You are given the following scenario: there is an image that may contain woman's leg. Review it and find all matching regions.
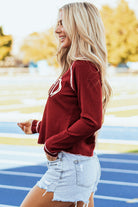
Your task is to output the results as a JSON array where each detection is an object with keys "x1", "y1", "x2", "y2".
[
  {"x1": 88, "y1": 193, "x2": 94, "y2": 207},
  {"x1": 76, "y1": 193, "x2": 94, "y2": 207},
  {"x1": 20, "y1": 185, "x2": 75, "y2": 207}
]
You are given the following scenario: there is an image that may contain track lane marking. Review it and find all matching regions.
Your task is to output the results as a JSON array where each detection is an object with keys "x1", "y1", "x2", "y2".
[
  {"x1": 0, "y1": 184, "x2": 31, "y2": 191},
  {"x1": 100, "y1": 180, "x2": 138, "y2": 186},
  {"x1": 94, "y1": 195, "x2": 136, "y2": 203},
  {"x1": 0, "y1": 170, "x2": 43, "y2": 177},
  {"x1": 0, "y1": 150, "x2": 43, "y2": 157},
  {"x1": 0, "y1": 159, "x2": 43, "y2": 166},
  {"x1": 101, "y1": 168, "x2": 138, "y2": 174},
  {"x1": 99, "y1": 158, "x2": 138, "y2": 164},
  {"x1": 1, "y1": 168, "x2": 138, "y2": 177}
]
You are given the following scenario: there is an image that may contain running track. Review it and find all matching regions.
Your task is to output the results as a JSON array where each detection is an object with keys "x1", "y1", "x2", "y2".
[
  {"x1": 0, "y1": 145, "x2": 138, "y2": 207},
  {"x1": 0, "y1": 122, "x2": 138, "y2": 141}
]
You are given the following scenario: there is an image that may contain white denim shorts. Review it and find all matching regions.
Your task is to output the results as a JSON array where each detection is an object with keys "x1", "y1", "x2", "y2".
[{"x1": 36, "y1": 151, "x2": 101, "y2": 204}]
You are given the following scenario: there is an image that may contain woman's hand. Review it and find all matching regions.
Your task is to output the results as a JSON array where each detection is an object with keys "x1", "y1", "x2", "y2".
[
  {"x1": 17, "y1": 119, "x2": 33, "y2": 134},
  {"x1": 46, "y1": 153, "x2": 58, "y2": 161}
]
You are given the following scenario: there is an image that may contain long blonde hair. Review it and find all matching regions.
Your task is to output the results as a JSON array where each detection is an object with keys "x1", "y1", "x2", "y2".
[{"x1": 56, "y1": 2, "x2": 112, "y2": 118}]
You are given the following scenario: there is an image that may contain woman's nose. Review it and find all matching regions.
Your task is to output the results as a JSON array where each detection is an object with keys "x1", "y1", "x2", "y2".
[{"x1": 55, "y1": 25, "x2": 62, "y2": 34}]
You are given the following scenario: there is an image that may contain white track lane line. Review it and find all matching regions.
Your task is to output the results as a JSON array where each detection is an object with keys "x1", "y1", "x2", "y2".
[
  {"x1": 0, "y1": 185, "x2": 136, "y2": 204},
  {"x1": 0, "y1": 168, "x2": 138, "y2": 177},
  {"x1": 0, "y1": 184, "x2": 31, "y2": 191},
  {"x1": 0, "y1": 170, "x2": 43, "y2": 177},
  {"x1": 0, "y1": 159, "x2": 42, "y2": 166},
  {"x1": 99, "y1": 158, "x2": 138, "y2": 164},
  {"x1": 94, "y1": 195, "x2": 130, "y2": 202},
  {"x1": 101, "y1": 168, "x2": 138, "y2": 174},
  {"x1": 0, "y1": 150, "x2": 43, "y2": 157},
  {"x1": 100, "y1": 180, "x2": 138, "y2": 187}
]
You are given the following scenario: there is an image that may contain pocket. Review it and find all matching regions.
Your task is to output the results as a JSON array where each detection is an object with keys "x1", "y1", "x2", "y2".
[
  {"x1": 47, "y1": 157, "x2": 63, "y2": 172},
  {"x1": 74, "y1": 157, "x2": 99, "y2": 188},
  {"x1": 44, "y1": 158, "x2": 63, "y2": 188}
]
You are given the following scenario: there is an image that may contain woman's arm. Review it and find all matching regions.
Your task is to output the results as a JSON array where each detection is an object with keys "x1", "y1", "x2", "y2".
[
  {"x1": 17, "y1": 120, "x2": 41, "y2": 134},
  {"x1": 31, "y1": 120, "x2": 41, "y2": 133},
  {"x1": 44, "y1": 61, "x2": 102, "y2": 157}
]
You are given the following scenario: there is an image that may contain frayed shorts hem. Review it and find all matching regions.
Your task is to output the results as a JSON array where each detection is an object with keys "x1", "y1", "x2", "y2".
[
  {"x1": 36, "y1": 184, "x2": 91, "y2": 204},
  {"x1": 36, "y1": 151, "x2": 101, "y2": 204}
]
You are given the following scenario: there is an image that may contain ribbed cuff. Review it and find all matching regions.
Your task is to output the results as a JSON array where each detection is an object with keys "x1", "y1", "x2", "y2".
[
  {"x1": 31, "y1": 120, "x2": 40, "y2": 133},
  {"x1": 44, "y1": 142, "x2": 58, "y2": 157}
]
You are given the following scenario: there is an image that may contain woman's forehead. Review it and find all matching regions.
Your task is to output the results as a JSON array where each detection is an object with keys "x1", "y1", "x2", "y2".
[{"x1": 58, "y1": 10, "x2": 63, "y2": 20}]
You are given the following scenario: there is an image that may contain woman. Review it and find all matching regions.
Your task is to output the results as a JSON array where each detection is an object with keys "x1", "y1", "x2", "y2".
[{"x1": 18, "y1": 2, "x2": 111, "y2": 207}]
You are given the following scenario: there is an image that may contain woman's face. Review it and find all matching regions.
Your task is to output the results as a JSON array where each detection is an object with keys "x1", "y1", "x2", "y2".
[{"x1": 55, "y1": 11, "x2": 71, "y2": 48}]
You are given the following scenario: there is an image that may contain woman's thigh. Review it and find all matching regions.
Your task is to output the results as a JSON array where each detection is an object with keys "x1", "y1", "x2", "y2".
[
  {"x1": 20, "y1": 185, "x2": 75, "y2": 207},
  {"x1": 76, "y1": 193, "x2": 94, "y2": 207}
]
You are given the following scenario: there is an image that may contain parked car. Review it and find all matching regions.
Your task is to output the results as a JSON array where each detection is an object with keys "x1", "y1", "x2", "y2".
[{"x1": 116, "y1": 63, "x2": 129, "y2": 72}]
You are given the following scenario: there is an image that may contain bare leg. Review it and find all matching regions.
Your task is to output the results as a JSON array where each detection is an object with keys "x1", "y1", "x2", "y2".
[
  {"x1": 76, "y1": 193, "x2": 94, "y2": 207},
  {"x1": 88, "y1": 193, "x2": 94, "y2": 207},
  {"x1": 76, "y1": 201, "x2": 86, "y2": 207},
  {"x1": 20, "y1": 185, "x2": 75, "y2": 207}
]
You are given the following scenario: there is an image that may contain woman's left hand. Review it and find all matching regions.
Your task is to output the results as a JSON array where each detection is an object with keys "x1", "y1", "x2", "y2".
[{"x1": 46, "y1": 153, "x2": 58, "y2": 161}]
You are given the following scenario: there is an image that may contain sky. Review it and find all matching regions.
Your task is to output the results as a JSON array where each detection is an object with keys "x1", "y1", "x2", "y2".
[{"x1": 0, "y1": 0, "x2": 138, "y2": 54}]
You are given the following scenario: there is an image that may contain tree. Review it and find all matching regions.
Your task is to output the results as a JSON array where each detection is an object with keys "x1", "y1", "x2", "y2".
[
  {"x1": 101, "y1": 0, "x2": 138, "y2": 65},
  {"x1": 0, "y1": 27, "x2": 4, "y2": 36},
  {"x1": 20, "y1": 28, "x2": 58, "y2": 67},
  {"x1": 0, "y1": 26, "x2": 13, "y2": 60}
]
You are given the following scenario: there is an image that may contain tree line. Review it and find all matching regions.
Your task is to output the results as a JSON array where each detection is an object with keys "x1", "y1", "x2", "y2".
[
  {"x1": 0, "y1": 27, "x2": 12, "y2": 60},
  {"x1": 101, "y1": 0, "x2": 138, "y2": 65},
  {"x1": 0, "y1": 0, "x2": 138, "y2": 67}
]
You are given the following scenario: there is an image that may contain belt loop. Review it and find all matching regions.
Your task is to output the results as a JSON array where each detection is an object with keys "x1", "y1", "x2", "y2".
[{"x1": 60, "y1": 151, "x2": 63, "y2": 161}]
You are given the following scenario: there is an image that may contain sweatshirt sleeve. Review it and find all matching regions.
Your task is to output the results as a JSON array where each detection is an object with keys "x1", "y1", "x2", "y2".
[
  {"x1": 44, "y1": 61, "x2": 102, "y2": 157},
  {"x1": 31, "y1": 120, "x2": 41, "y2": 133}
]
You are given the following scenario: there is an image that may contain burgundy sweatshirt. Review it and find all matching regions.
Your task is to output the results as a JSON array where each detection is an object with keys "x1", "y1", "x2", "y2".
[{"x1": 31, "y1": 60, "x2": 102, "y2": 157}]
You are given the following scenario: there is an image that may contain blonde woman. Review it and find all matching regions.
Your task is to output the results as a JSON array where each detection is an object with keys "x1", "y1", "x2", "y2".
[{"x1": 18, "y1": 2, "x2": 111, "y2": 207}]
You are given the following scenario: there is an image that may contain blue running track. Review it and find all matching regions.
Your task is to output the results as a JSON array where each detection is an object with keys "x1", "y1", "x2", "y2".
[{"x1": 0, "y1": 145, "x2": 138, "y2": 207}]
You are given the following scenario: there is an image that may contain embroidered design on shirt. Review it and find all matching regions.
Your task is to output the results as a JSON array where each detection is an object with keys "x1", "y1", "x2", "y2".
[{"x1": 49, "y1": 78, "x2": 62, "y2": 97}]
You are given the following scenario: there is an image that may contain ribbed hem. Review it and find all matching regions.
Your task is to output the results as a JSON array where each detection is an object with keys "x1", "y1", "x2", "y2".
[{"x1": 44, "y1": 143, "x2": 58, "y2": 157}]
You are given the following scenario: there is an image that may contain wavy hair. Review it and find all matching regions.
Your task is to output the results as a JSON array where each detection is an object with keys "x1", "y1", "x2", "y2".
[{"x1": 56, "y1": 2, "x2": 112, "y2": 118}]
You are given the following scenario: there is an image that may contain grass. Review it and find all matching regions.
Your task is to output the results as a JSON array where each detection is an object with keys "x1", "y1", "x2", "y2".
[{"x1": 127, "y1": 150, "x2": 138, "y2": 153}]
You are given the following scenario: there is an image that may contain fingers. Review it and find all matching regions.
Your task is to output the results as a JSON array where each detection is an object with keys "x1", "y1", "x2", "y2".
[
  {"x1": 17, "y1": 121, "x2": 32, "y2": 134},
  {"x1": 17, "y1": 123, "x2": 25, "y2": 131},
  {"x1": 46, "y1": 153, "x2": 58, "y2": 161},
  {"x1": 17, "y1": 120, "x2": 32, "y2": 128},
  {"x1": 17, "y1": 121, "x2": 30, "y2": 127}
]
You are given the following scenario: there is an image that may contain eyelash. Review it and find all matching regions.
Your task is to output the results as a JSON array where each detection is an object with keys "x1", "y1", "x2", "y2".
[{"x1": 58, "y1": 20, "x2": 62, "y2": 26}]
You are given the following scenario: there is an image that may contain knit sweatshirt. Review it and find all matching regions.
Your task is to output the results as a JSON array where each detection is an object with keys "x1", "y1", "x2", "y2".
[{"x1": 31, "y1": 60, "x2": 102, "y2": 157}]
